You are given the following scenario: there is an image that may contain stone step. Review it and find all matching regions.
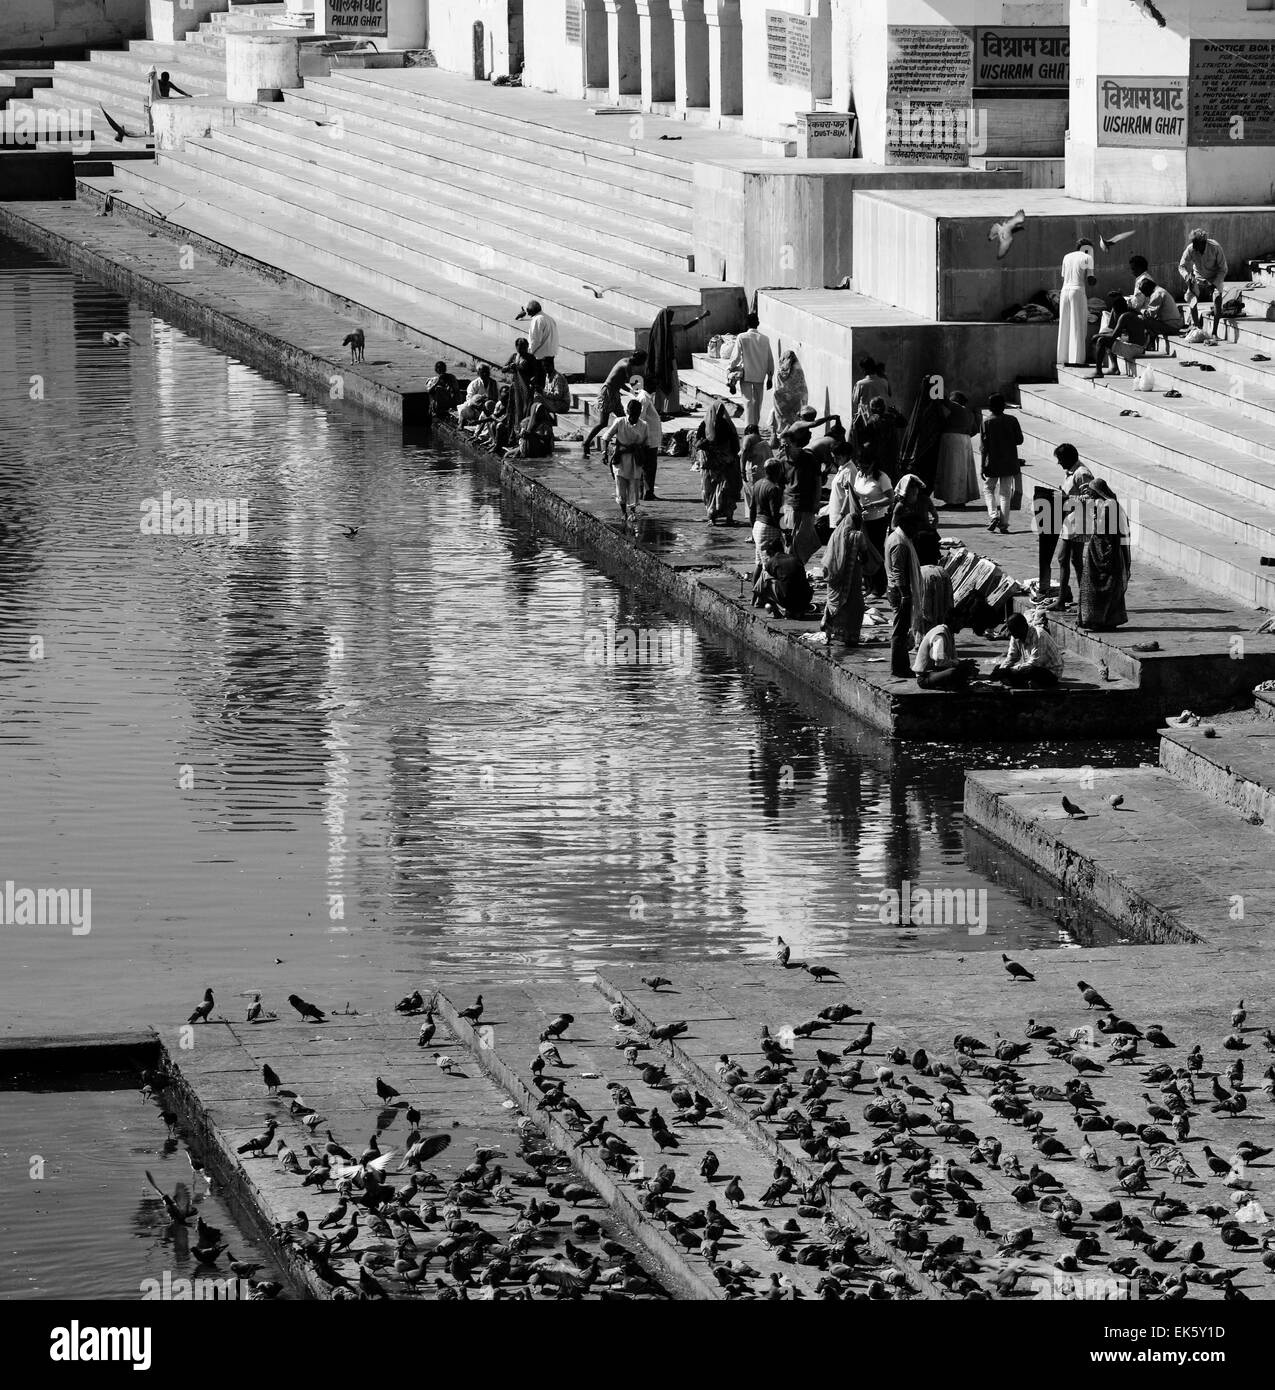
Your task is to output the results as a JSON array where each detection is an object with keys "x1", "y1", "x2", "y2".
[
  {"x1": 1159, "y1": 720, "x2": 1275, "y2": 831},
  {"x1": 144, "y1": 145, "x2": 664, "y2": 346},
  {"x1": 1053, "y1": 367, "x2": 1275, "y2": 465},
  {"x1": 1111, "y1": 351, "x2": 1275, "y2": 432},
  {"x1": 1021, "y1": 381, "x2": 1275, "y2": 512},
  {"x1": 1014, "y1": 414, "x2": 1275, "y2": 610},
  {"x1": 435, "y1": 982, "x2": 831, "y2": 1300},
  {"x1": 212, "y1": 117, "x2": 705, "y2": 304},
  {"x1": 321, "y1": 69, "x2": 694, "y2": 191},
  {"x1": 294, "y1": 75, "x2": 692, "y2": 220},
  {"x1": 85, "y1": 169, "x2": 626, "y2": 377},
  {"x1": 23, "y1": 91, "x2": 147, "y2": 144},
  {"x1": 232, "y1": 105, "x2": 695, "y2": 272},
  {"x1": 260, "y1": 88, "x2": 692, "y2": 238},
  {"x1": 86, "y1": 46, "x2": 228, "y2": 84}
]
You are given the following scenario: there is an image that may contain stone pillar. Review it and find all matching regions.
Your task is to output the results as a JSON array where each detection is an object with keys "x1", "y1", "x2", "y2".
[
  {"x1": 636, "y1": 0, "x2": 676, "y2": 105},
  {"x1": 1067, "y1": 0, "x2": 1275, "y2": 205},
  {"x1": 583, "y1": 0, "x2": 610, "y2": 89},
  {"x1": 671, "y1": 0, "x2": 710, "y2": 111},
  {"x1": 704, "y1": 0, "x2": 742, "y2": 119},
  {"x1": 603, "y1": 0, "x2": 642, "y2": 100},
  {"x1": 224, "y1": 32, "x2": 302, "y2": 101}
]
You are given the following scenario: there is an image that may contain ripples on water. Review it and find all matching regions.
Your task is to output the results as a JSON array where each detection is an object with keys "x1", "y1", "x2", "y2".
[
  {"x1": 0, "y1": 236, "x2": 1155, "y2": 1045},
  {"x1": 0, "y1": 1080, "x2": 286, "y2": 1301}
]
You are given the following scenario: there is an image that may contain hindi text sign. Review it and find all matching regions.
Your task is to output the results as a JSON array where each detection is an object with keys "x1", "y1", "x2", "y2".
[
  {"x1": 973, "y1": 27, "x2": 1069, "y2": 89},
  {"x1": 324, "y1": 0, "x2": 387, "y2": 37},
  {"x1": 1097, "y1": 76, "x2": 1187, "y2": 147}
]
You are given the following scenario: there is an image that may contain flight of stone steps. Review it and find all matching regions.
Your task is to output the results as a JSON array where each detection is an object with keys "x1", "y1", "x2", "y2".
[
  {"x1": 71, "y1": 54, "x2": 746, "y2": 376},
  {"x1": 1014, "y1": 278, "x2": 1275, "y2": 612},
  {"x1": 3, "y1": 6, "x2": 270, "y2": 150}
]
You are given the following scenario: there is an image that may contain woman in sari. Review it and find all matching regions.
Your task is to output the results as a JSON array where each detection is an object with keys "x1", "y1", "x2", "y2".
[
  {"x1": 821, "y1": 508, "x2": 883, "y2": 648},
  {"x1": 516, "y1": 394, "x2": 557, "y2": 459},
  {"x1": 1079, "y1": 478, "x2": 1131, "y2": 630},
  {"x1": 694, "y1": 401, "x2": 743, "y2": 525},
  {"x1": 932, "y1": 390, "x2": 980, "y2": 507},
  {"x1": 767, "y1": 350, "x2": 809, "y2": 446},
  {"x1": 504, "y1": 336, "x2": 543, "y2": 430},
  {"x1": 898, "y1": 374, "x2": 948, "y2": 491},
  {"x1": 889, "y1": 473, "x2": 940, "y2": 537}
]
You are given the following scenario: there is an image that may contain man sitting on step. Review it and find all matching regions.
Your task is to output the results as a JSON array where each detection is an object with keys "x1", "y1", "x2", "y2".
[
  {"x1": 1090, "y1": 292, "x2": 1148, "y2": 378},
  {"x1": 1127, "y1": 274, "x2": 1183, "y2": 352},
  {"x1": 1179, "y1": 227, "x2": 1228, "y2": 339},
  {"x1": 992, "y1": 612, "x2": 1065, "y2": 689}
]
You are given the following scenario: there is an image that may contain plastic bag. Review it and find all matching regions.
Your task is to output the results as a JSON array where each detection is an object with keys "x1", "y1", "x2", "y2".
[{"x1": 1135, "y1": 366, "x2": 1157, "y2": 392}]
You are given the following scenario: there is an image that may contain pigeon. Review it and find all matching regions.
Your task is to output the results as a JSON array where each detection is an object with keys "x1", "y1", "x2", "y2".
[
  {"x1": 101, "y1": 331, "x2": 134, "y2": 347},
  {"x1": 288, "y1": 994, "x2": 326, "y2": 1022},
  {"x1": 262, "y1": 1064, "x2": 282, "y2": 1094},
  {"x1": 375, "y1": 1076, "x2": 401, "y2": 1105},
  {"x1": 1096, "y1": 228, "x2": 1136, "y2": 253},
  {"x1": 1061, "y1": 796, "x2": 1086, "y2": 818},
  {"x1": 582, "y1": 283, "x2": 624, "y2": 299},
  {"x1": 187, "y1": 989, "x2": 215, "y2": 1024},
  {"x1": 417, "y1": 1013, "x2": 437, "y2": 1048},
  {"x1": 458, "y1": 995, "x2": 484, "y2": 1024},
  {"x1": 1109, "y1": 794, "x2": 1124, "y2": 809},
  {"x1": 774, "y1": 936, "x2": 791, "y2": 968},
  {"x1": 987, "y1": 208, "x2": 1026, "y2": 260},
  {"x1": 1077, "y1": 981, "x2": 1110, "y2": 1011},
  {"x1": 803, "y1": 964, "x2": 840, "y2": 982},
  {"x1": 1232, "y1": 1000, "x2": 1247, "y2": 1031},
  {"x1": 1002, "y1": 954, "x2": 1034, "y2": 983},
  {"x1": 641, "y1": 976, "x2": 671, "y2": 991},
  {"x1": 99, "y1": 104, "x2": 144, "y2": 142}
]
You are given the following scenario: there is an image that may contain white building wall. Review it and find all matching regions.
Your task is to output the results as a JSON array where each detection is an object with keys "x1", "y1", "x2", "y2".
[{"x1": 2, "y1": 0, "x2": 148, "y2": 53}]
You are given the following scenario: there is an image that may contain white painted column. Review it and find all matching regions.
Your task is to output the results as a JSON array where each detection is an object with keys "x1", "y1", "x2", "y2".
[
  {"x1": 704, "y1": 0, "x2": 742, "y2": 119},
  {"x1": 671, "y1": 0, "x2": 710, "y2": 111},
  {"x1": 583, "y1": 0, "x2": 611, "y2": 89},
  {"x1": 603, "y1": 0, "x2": 643, "y2": 99},
  {"x1": 637, "y1": 0, "x2": 676, "y2": 105}
]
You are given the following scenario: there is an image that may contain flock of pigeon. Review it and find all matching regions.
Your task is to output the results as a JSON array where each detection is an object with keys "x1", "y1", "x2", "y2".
[
  {"x1": 619, "y1": 941, "x2": 1273, "y2": 1301},
  {"x1": 175, "y1": 985, "x2": 667, "y2": 1300}
]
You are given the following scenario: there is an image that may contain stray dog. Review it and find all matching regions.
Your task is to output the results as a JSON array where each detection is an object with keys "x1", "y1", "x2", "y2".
[{"x1": 342, "y1": 329, "x2": 365, "y2": 364}]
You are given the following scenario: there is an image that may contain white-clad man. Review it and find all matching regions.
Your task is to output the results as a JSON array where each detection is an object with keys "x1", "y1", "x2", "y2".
[
  {"x1": 728, "y1": 312, "x2": 775, "y2": 430},
  {"x1": 629, "y1": 375, "x2": 664, "y2": 501},
  {"x1": 518, "y1": 298, "x2": 560, "y2": 380}
]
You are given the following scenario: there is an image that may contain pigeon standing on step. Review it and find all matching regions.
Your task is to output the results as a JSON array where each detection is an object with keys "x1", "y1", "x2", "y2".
[{"x1": 1061, "y1": 796, "x2": 1086, "y2": 818}]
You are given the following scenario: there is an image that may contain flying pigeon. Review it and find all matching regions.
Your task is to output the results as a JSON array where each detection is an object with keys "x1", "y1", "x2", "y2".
[
  {"x1": 1097, "y1": 228, "x2": 1136, "y2": 253},
  {"x1": 988, "y1": 209, "x2": 1027, "y2": 260}
]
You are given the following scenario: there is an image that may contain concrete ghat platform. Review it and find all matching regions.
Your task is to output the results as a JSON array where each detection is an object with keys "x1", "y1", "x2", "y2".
[
  {"x1": 963, "y1": 762, "x2": 1275, "y2": 946},
  {"x1": 853, "y1": 188, "x2": 1275, "y2": 322},
  {"x1": 597, "y1": 956, "x2": 1275, "y2": 1300},
  {"x1": 161, "y1": 1001, "x2": 673, "y2": 1300},
  {"x1": 0, "y1": 197, "x2": 1256, "y2": 741}
]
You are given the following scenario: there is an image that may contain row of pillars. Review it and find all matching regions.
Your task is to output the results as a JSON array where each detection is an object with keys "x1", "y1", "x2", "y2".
[{"x1": 585, "y1": 0, "x2": 742, "y2": 119}]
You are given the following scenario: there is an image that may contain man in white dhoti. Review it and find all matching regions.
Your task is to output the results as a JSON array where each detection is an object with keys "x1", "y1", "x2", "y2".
[{"x1": 1056, "y1": 238, "x2": 1096, "y2": 367}]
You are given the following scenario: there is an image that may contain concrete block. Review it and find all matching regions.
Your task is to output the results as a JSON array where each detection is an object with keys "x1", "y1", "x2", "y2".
[
  {"x1": 152, "y1": 96, "x2": 249, "y2": 151},
  {"x1": 224, "y1": 32, "x2": 302, "y2": 102}
]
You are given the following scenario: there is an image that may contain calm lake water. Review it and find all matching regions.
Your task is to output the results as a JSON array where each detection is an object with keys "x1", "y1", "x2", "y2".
[{"x1": 0, "y1": 237, "x2": 1155, "y2": 1296}]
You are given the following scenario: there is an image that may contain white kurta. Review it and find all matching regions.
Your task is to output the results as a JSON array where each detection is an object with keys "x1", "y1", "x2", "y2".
[{"x1": 1056, "y1": 249, "x2": 1094, "y2": 365}]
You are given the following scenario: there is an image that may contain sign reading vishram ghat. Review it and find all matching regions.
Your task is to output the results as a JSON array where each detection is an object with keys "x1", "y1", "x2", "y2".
[
  {"x1": 324, "y1": 0, "x2": 387, "y2": 36},
  {"x1": 972, "y1": 27, "x2": 1069, "y2": 89},
  {"x1": 1097, "y1": 76, "x2": 1188, "y2": 147},
  {"x1": 1188, "y1": 40, "x2": 1275, "y2": 146},
  {"x1": 886, "y1": 25, "x2": 974, "y2": 165},
  {"x1": 765, "y1": 10, "x2": 813, "y2": 88}
]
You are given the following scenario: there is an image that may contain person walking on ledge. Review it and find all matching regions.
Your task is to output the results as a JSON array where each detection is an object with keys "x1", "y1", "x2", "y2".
[
  {"x1": 992, "y1": 612, "x2": 1064, "y2": 688},
  {"x1": 728, "y1": 313, "x2": 774, "y2": 430},
  {"x1": 583, "y1": 350, "x2": 647, "y2": 455},
  {"x1": 1057, "y1": 238, "x2": 1096, "y2": 366},
  {"x1": 980, "y1": 393, "x2": 1022, "y2": 534}
]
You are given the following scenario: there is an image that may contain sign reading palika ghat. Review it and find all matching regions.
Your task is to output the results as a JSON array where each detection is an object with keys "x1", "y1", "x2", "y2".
[
  {"x1": 1188, "y1": 40, "x2": 1275, "y2": 146},
  {"x1": 324, "y1": 0, "x2": 387, "y2": 36},
  {"x1": 972, "y1": 27, "x2": 1069, "y2": 89},
  {"x1": 886, "y1": 25, "x2": 974, "y2": 166},
  {"x1": 766, "y1": 10, "x2": 813, "y2": 87},
  {"x1": 1097, "y1": 76, "x2": 1188, "y2": 147}
]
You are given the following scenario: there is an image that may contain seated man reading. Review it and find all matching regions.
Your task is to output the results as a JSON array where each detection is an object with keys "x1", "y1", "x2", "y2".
[
  {"x1": 992, "y1": 612, "x2": 1065, "y2": 688},
  {"x1": 1128, "y1": 275, "x2": 1183, "y2": 350}
]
